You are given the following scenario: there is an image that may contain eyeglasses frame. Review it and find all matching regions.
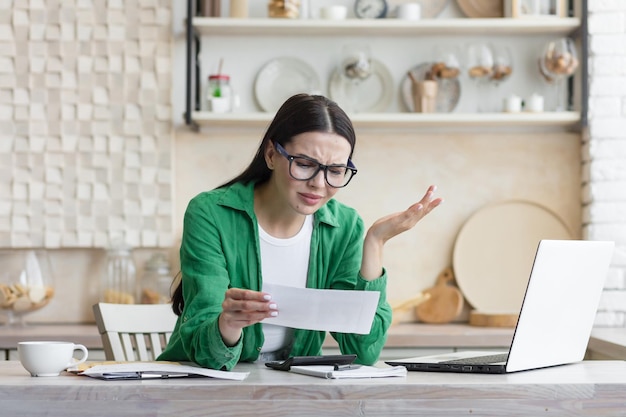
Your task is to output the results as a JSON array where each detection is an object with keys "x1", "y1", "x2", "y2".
[{"x1": 273, "y1": 142, "x2": 357, "y2": 188}]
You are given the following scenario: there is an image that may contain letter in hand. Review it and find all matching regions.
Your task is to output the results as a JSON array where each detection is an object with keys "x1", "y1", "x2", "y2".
[{"x1": 218, "y1": 288, "x2": 278, "y2": 346}]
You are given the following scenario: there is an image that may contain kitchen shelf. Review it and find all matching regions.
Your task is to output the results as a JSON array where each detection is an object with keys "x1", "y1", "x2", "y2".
[
  {"x1": 185, "y1": 5, "x2": 583, "y2": 127},
  {"x1": 192, "y1": 17, "x2": 582, "y2": 37},
  {"x1": 191, "y1": 111, "x2": 581, "y2": 130}
]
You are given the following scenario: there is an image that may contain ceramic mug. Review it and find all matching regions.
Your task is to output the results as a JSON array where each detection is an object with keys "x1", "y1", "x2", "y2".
[
  {"x1": 396, "y1": 3, "x2": 421, "y2": 20},
  {"x1": 18, "y1": 341, "x2": 88, "y2": 377},
  {"x1": 526, "y1": 93, "x2": 544, "y2": 112},
  {"x1": 320, "y1": 5, "x2": 347, "y2": 20},
  {"x1": 504, "y1": 95, "x2": 522, "y2": 113}
]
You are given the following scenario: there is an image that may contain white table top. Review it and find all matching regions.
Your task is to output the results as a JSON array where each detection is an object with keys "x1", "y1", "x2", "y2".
[{"x1": 1, "y1": 360, "x2": 625, "y2": 417}]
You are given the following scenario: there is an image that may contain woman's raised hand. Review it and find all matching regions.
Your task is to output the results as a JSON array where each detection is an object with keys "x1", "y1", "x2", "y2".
[
  {"x1": 360, "y1": 185, "x2": 442, "y2": 281},
  {"x1": 368, "y1": 185, "x2": 442, "y2": 244}
]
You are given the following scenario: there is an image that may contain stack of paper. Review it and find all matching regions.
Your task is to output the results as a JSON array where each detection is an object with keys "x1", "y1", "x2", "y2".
[
  {"x1": 79, "y1": 362, "x2": 249, "y2": 381},
  {"x1": 289, "y1": 365, "x2": 407, "y2": 379}
]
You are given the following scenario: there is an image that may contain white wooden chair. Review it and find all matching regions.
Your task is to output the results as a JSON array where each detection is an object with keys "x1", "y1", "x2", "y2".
[{"x1": 92, "y1": 302, "x2": 179, "y2": 361}]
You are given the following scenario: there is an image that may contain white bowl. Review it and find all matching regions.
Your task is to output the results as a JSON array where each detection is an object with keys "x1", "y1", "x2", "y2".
[{"x1": 320, "y1": 5, "x2": 348, "y2": 20}]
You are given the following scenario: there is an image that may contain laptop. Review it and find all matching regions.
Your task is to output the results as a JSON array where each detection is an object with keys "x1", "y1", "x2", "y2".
[{"x1": 385, "y1": 239, "x2": 615, "y2": 374}]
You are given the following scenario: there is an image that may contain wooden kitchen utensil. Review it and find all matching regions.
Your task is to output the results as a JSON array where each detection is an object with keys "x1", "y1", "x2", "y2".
[
  {"x1": 415, "y1": 267, "x2": 464, "y2": 324},
  {"x1": 469, "y1": 310, "x2": 518, "y2": 327},
  {"x1": 409, "y1": 70, "x2": 438, "y2": 113},
  {"x1": 390, "y1": 292, "x2": 431, "y2": 326}
]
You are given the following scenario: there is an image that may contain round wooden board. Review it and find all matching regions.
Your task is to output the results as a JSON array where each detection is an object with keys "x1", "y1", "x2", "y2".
[
  {"x1": 456, "y1": 0, "x2": 503, "y2": 18},
  {"x1": 469, "y1": 311, "x2": 518, "y2": 327},
  {"x1": 453, "y1": 200, "x2": 572, "y2": 314}
]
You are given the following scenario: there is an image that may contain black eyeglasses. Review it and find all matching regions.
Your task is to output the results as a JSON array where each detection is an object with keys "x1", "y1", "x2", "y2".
[{"x1": 274, "y1": 142, "x2": 357, "y2": 188}]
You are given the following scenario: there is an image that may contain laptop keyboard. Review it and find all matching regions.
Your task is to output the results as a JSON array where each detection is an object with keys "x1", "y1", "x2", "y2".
[{"x1": 440, "y1": 353, "x2": 509, "y2": 365}]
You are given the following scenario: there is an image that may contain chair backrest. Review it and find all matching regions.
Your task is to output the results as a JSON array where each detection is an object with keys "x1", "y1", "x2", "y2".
[{"x1": 92, "y1": 302, "x2": 178, "y2": 361}]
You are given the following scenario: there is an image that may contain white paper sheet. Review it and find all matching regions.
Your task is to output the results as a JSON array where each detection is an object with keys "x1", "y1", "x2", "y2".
[
  {"x1": 79, "y1": 362, "x2": 249, "y2": 381},
  {"x1": 289, "y1": 365, "x2": 407, "y2": 379},
  {"x1": 262, "y1": 283, "x2": 380, "y2": 334}
]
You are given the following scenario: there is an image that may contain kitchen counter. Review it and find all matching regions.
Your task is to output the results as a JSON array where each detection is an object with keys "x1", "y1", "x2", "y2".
[
  {"x1": 588, "y1": 327, "x2": 626, "y2": 360},
  {"x1": 325, "y1": 322, "x2": 514, "y2": 348},
  {"x1": 1, "y1": 360, "x2": 625, "y2": 416},
  {"x1": 2, "y1": 323, "x2": 624, "y2": 360},
  {"x1": 0, "y1": 322, "x2": 513, "y2": 352},
  {"x1": 0, "y1": 324, "x2": 102, "y2": 352}
]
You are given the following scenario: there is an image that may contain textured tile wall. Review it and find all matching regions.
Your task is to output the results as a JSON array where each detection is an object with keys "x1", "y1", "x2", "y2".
[{"x1": 0, "y1": 0, "x2": 173, "y2": 248}]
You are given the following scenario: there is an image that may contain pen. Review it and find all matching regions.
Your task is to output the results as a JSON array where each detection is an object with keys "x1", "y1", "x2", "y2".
[{"x1": 334, "y1": 364, "x2": 362, "y2": 371}]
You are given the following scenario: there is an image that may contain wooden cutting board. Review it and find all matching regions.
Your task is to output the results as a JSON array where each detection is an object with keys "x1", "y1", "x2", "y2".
[
  {"x1": 415, "y1": 267, "x2": 464, "y2": 324},
  {"x1": 469, "y1": 311, "x2": 518, "y2": 327}
]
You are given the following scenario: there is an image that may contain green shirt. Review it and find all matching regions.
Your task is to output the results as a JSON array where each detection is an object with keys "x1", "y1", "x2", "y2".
[{"x1": 157, "y1": 181, "x2": 392, "y2": 370}]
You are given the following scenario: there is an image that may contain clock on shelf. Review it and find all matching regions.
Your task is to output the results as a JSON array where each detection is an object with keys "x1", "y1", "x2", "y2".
[{"x1": 354, "y1": 0, "x2": 388, "y2": 19}]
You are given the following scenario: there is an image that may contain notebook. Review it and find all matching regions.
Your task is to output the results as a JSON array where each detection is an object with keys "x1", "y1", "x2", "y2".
[{"x1": 385, "y1": 239, "x2": 615, "y2": 374}]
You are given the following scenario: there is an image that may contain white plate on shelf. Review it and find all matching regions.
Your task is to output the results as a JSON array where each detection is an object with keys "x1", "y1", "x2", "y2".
[
  {"x1": 401, "y1": 62, "x2": 461, "y2": 113},
  {"x1": 254, "y1": 57, "x2": 321, "y2": 113},
  {"x1": 328, "y1": 59, "x2": 393, "y2": 113}
]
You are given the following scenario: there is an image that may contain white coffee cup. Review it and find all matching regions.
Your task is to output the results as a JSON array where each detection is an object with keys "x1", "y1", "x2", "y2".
[
  {"x1": 320, "y1": 5, "x2": 348, "y2": 20},
  {"x1": 396, "y1": 3, "x2": 421, "y2": 20},
  {"x1": 504, "y1": 95, "x2": 522, "y2": 113},
  {"x1": 526, "y1": 93, "x2": 544, "y2": 112},
  {"x1": 18, "y1": 341, "x2": 89, "y2": 377}
]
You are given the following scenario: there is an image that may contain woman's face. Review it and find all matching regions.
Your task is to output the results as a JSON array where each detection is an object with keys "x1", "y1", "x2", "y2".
[{"x1": 266, "y1": 131, "x2": 352, "y2": 216}]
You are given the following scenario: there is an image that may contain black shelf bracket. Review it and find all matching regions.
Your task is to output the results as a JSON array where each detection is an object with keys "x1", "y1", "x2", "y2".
[{"x1": 185, "y1": 0, "x2": 200, "y2": 130}]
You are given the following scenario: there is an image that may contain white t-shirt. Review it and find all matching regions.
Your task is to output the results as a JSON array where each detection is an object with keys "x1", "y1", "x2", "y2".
[{"x1": 258, "y1": 215, "x2": 313, "y2": 353}]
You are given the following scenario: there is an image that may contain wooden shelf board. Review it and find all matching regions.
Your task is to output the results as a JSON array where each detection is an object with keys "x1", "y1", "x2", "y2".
[
  {"x1": 191, "y1": 111, "x2": 581, "y2": 129},
  {"x1": 192, "y1": 17, "x2": 581, "y2": 37}
]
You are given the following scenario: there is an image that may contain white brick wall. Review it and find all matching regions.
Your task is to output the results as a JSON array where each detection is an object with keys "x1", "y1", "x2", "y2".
[
  {"x1": 586, "y1": 0, "x2": 626, "y2": 327},
  {"x1": 0, "y1": 1, "x2": 174, "y2": 249}
]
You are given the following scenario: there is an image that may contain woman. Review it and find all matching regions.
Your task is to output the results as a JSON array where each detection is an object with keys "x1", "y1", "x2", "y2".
[{"x1": 158, "y1": 94, "x2": 442, "y2": 370}]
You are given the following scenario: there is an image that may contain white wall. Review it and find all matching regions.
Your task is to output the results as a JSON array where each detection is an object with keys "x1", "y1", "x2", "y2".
[{"x1": 584, "y1": 1, "x2": 626, "y2": 326}]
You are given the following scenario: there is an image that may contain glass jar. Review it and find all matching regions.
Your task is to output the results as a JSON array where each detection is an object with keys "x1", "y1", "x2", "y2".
[
  {"x1": 206, "y1": 74, "x2": 232, "y2": 112},
  {"x1": 268, "y1": 0, "x2": 300, "y2": 18},
  {"x1": 140, "y1": 253, "x2": 172, "y2": 304},
  {"x1": 101, "y1": 243, "x2": 137, "y2": 304},
  {"x1": 0, "y1": 249, "x2": 55, "y2": 326}
]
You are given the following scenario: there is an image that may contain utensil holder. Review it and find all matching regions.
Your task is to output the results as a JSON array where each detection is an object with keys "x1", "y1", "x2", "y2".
[{"x1": 412, "y1": 80, "x2": 438, "y2": 113}]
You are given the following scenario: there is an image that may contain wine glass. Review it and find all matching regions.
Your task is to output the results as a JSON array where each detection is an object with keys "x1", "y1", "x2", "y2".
[
  {"x1": 432, "y1": 44, "x2": 461, "y2": 80},
  {"x1": 0, "y1": 250, "x2": 55, "y2": 327},
  {"x1": 539, "y1": 37, "x2": 579, "y2": 111},
  {"x1": 488, "y1": 44, "x2": 514, "y2": 111},
  {"x1": 339, "y1": 43, "x2": 372, "y2": 113},
  {"x1": 465, "y1": 42, "x2": 494, "y2": 112}
]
